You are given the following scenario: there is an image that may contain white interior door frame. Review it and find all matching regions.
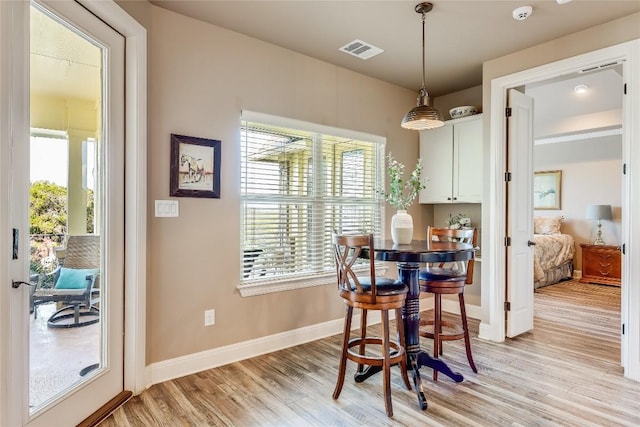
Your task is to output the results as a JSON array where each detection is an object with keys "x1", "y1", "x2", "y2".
[
  {"x1": 77, "y1": 0, "x2": 148, "y2": 394},
  {"x1": 481, "y1": 39, "x2": 640, "y2": 381}
]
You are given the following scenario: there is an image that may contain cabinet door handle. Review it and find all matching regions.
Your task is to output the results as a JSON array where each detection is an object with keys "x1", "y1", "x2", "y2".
[
  {"x1": 447, "y1": 197, "x2": 452, "y2": 200},
  {"x1": 453, "y1": 197, "x2": 457, "y2": 200}
]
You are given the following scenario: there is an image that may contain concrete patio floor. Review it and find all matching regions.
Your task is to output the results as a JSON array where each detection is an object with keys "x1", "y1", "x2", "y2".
[{"x1": 30, "y1": 302, "x2": 100, "y2": 409}]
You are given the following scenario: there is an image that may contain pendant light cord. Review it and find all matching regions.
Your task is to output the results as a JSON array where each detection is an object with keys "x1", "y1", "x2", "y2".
[{"x1": 421, "y1": 10, "x2": 426, "y2": 94}]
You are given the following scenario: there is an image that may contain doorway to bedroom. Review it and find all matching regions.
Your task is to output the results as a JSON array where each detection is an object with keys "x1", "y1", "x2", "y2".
[
  {"x1": 528, "y1": 63, "x2": 623, "y2": 294},
  {"x1": 516, "y1": 59, "x2": 623, "y2": 360},
  {"x1": 490, "y1": 39, "x2": 639, "y2": 380}
]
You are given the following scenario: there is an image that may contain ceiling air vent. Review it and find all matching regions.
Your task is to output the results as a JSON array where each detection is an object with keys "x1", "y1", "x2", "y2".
[
  {"x1": 339, "y1": 39, "x2": 383, "y2": 60},
  {"x1": 578, "y1": 61, "x2": 622, "y2": 74}
]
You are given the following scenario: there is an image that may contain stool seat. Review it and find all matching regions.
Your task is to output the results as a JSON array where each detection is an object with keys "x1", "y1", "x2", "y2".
[
  {"x1": 419, "y1": 267, "x2": 466, "y2": 282},
  {"x1": 349, "y1": 277, "x2": 407, "y2": 294}
]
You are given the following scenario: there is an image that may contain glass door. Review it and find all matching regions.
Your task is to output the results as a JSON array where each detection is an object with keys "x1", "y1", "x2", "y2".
[{"x1": 20, "y1": 1, "x2": 124, "y2": 425}]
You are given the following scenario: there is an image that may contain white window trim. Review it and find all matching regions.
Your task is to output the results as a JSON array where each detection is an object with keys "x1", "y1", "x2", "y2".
[
  {"x1": 239, "y1": 111, "x2": 386, "y2": 296},
  {"x1": 241, "y1": 111, "x2": 386, "y2": 146},
  {"x1": 238, "y1": 265, "x2": 389, "y2": 297}
]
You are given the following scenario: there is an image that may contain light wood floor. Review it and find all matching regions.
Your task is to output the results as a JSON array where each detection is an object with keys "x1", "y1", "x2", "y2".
[{"x1": 101, "y1": 280, "x2": 640, "y2": 426}]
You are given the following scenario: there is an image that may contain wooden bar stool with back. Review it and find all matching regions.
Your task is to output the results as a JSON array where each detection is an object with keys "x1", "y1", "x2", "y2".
[
  {"x1": 419, "y1": 226, "x2": 478, "y2": 381},
  {"x1": 332, "y1": 233, "x2": 412, "y2": 417}
]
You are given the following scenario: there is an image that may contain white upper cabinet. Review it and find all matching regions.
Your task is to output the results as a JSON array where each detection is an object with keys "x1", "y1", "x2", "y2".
[{"x1": 419, "y1": 114, "x2": 483, "y2": 204}]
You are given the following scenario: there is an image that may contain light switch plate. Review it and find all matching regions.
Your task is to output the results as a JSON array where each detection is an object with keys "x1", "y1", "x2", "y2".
[{"x1": 155, "y1": 200, "x2": 179, "y2": 217}]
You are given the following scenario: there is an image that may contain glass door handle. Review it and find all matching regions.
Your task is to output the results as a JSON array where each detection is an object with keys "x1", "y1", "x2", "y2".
[{"x1": 12, "y1": 280, "x2": 35, "y2": 289}]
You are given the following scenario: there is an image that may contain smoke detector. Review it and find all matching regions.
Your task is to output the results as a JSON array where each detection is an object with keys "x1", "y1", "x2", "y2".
[{"x1": 512, "y1": 6, "x2": 533, "y2": 21}]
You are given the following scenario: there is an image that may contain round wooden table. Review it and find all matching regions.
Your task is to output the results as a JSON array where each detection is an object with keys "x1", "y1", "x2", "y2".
[{"x1": 361, "y1": 239, "x2": 476, "y2": 410}]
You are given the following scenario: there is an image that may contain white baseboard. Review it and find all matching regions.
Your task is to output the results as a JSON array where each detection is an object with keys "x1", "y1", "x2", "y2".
[{"x1": 147, "y1": 300, "x2": 480, "y2": 388}]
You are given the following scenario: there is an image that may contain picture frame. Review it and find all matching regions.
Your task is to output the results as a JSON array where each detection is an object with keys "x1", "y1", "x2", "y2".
[
  {"x1": 170, "y1": 134, "x2": 221, "y2": 198},
  {"x1": 533, "y1": 170, "x2": 561, "y2": 210}
]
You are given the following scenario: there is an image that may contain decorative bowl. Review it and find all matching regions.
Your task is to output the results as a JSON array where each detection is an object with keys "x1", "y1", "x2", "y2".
[{"x1": 449, "y1": 106, "x2": 478, "y2": 119}]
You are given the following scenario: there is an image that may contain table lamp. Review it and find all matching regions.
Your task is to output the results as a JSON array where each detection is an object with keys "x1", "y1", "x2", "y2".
[{"x1": 586, "y1": 204, "x2": 612, "y2": 245}]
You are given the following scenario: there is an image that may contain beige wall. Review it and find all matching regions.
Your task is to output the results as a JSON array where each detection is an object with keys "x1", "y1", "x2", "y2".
[
  {"x1": 433, "y1": 85, "x2": 483, "y2": 120},
  {"x1": 121, "y1": 4, "x2": 421, "y2": 364}
]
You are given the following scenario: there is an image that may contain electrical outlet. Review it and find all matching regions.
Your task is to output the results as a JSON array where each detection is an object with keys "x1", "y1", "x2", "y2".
[{"x1": 204, "y1": 309, "x2": 215, "y2": 326}]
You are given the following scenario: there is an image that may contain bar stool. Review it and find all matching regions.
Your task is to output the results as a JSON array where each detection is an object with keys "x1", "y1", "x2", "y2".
[
  {"x1": 419, "y1": 226, "x2": 478, "y2": 381},
  {"x1": 332, "y1": 233, "x2": 412, "y2": 417}
]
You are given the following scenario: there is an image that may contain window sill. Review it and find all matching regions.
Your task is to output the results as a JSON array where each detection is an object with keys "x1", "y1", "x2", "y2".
[{"x1": 238, "y1": 266, "x2": 389, "y2": 297}]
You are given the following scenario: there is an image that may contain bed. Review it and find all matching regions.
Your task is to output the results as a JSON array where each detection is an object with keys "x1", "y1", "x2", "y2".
[{"x1": 533, "y1": 216, "x2": 575, "y2": 289}]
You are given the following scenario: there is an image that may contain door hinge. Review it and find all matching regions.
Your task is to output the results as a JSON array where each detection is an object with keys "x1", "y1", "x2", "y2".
[
  {"x1": 622, "y1": 243, "x2": 625, "y2": 255},
  {"x1": 622, "y1": 323, "x2": 625, "y2": 335},
  {"x1": 624, "y1": 83, "x2": 627, "y2": 95},
  {"x1": 504, "y1": 301, "x2": 511, "y2": 311},
  {"x1": 623, "y1": 163, "x2": 627, "y2": 175},
  {"x1": 504, "y1": 171, "x2": 512, "y2": 182},
  {"x1": 505, "y1": 107, "x2": 512, "y2": 117},
  {"x1": 504, "y1": 236, "x2": 511, "y2": 247}
]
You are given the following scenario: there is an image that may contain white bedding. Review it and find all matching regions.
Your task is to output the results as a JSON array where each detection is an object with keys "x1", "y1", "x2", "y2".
[{"x1": 533, "y1": 233, "x2": 575, "y2": 285}]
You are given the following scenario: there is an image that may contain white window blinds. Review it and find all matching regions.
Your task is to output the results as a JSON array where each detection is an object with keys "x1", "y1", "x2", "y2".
[{"x1": 240, "y1": 111, "x2": 385, "y2": 284}]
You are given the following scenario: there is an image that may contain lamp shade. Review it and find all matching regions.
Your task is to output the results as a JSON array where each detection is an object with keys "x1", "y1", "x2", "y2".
[
  {"x1": 586, "y1": 204, "x2": 612, "y2": 220},
  {"x1": 401, "y1": 103, "x2": 444, "y2": 130}
]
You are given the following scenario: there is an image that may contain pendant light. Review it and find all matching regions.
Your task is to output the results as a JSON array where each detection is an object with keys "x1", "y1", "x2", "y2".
[{"x1": 401, "y1": 2, "x2": 444, "y2": 130}]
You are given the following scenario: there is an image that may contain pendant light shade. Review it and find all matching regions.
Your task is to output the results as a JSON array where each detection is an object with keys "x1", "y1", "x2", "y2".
[{"x1": 401, "y1": 2, "x2": 444, "y2": 131}]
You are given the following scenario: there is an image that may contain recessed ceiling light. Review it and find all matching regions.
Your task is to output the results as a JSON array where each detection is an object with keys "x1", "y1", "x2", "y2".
[
  {"x1": 556, "y1": 0, "x2": 573, "y2": 4},
  {"x1": 574, "y1": 84, "x2": 590, "y2": 94}
]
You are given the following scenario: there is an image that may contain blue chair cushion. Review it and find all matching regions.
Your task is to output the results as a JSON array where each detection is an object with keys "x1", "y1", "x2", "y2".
[
  {"x1": 419, "y1": 267, "x2": 466, "y2": 282},
  {"x1": 54, "y1": 267, "x2": 99, "y2": 290},
  {"x1": 350, "y1": 277, "x2": 407, "y2": 294}
]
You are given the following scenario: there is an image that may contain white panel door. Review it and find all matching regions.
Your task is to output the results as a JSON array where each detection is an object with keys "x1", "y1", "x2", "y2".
[
  {"x1": 506, "y1": 88, "x2": 535, "y2": 338},
  {"x1": 2, "y1": 1, "x2": 125, "y2": 425}
]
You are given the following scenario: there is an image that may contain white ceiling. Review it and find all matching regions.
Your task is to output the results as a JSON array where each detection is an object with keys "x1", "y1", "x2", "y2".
[
  {"x1": 527, "y1": 65, "x2": 623, "y2": 140},
  {"x1": 148, "y1": 0, "x2": 640, "y2": 96}
]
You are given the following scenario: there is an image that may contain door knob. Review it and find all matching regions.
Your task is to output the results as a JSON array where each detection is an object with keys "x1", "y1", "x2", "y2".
[
  {"x1": 11, "y1": 280, "x2": 35, "y2": 289},
  {"x1": 527, "y1": 240, "x2": 536, "y2": 247}
]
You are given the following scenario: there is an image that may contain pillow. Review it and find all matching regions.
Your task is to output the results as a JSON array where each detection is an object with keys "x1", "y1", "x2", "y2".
[
  {"x1": 533, "y1": 216, "x2": 563, "y2": 235},
  {"x1": 54, "y1": 267, "x2": 100, "y2": 290}
]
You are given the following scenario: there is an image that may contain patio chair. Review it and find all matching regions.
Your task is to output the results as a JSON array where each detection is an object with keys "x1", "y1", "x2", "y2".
[{"x1": 31, "y1": 235, "x2": 101, "y2": 328}]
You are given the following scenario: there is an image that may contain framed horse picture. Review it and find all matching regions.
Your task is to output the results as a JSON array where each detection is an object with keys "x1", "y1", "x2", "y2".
[{"x1": 170, "y1": 134, "x2": 221, "y2": 198}]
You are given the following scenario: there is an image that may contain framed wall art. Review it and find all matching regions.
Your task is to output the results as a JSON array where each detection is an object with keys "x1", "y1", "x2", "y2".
[
  {"x1": 533, "y1": 170, "x2": 561, "y2": 210},
  {"x1": 170, "y1": 133, "x2": 221, "y2": 198}
]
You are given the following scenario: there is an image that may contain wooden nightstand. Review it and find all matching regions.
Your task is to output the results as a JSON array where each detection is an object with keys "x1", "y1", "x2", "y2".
[{"x1": 579, "y1": 244, "x2": 621, "y2": 286}]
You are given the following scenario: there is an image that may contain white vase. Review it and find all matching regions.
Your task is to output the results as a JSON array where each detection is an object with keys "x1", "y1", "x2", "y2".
[{"x1": 391, "y1": 210, "x2": 413, "y2": 244}]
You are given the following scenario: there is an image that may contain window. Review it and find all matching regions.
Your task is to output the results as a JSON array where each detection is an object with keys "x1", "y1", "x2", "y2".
[{"x1": 240, "y1": 111, "x2": 385, "y2": 295}]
